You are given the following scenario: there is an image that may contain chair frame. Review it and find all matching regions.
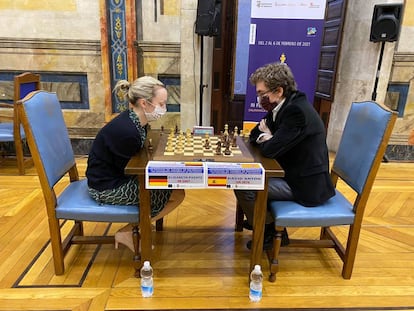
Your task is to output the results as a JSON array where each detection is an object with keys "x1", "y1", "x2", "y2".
[
  {"x1": 0, "y1": 72, "x2": 40, "y2": 174},
  {"x1": 17, "y1": 90, "x2": 144, "y2": 276},
  {"x1": 266, "y1": 101, "x2": 397, "y2": 282}
]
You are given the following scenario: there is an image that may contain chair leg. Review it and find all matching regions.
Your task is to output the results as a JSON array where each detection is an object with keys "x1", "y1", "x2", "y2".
[
  {"x1": 155, "y1": 218, "x2": 164, "y2": 231},
  {"x1": 15, "y1": 139, "x2": 25, "y2": 175},
  {"x1": 268, "y1": 226, "x2": 284, "y2": 282},
  {"x1": 132, "y1": 224, "x2": 141, "y2": 277},
  {"x1": 235, "y1": 202, "x2": 244, "y2": 232},
  {"x1": 320, "y1": 227, "x2": 328, "y2": 239},
  {"x1": 48, "y1": 218, "x2": 65, "y2": 275},
  {"x1": 342, "y1": 224, "x2": 361, "y2": 279},
  {"x1": 75, "y1": 220, "x2": 84, "y2": 236}
]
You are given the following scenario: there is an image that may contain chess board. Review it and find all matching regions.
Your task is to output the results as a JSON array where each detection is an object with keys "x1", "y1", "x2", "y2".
[{"x1": 152, "y1": 134, "x2": 255, "y2": 162}]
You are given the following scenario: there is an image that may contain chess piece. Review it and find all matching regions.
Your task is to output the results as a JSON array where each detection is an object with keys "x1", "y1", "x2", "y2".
[
  {"x1": 232, "y1": 134, "x2": 237, "y2": 147},
  {"x1": 148, "y1": 138, "x2": 153, "y2": 153},
  {"x1": 215, "y1": 141, "x2": 222, "y2": 155},
  {"x1": 166, "y1": 141, "x2": 174, "y2": 152},
  {"x1": 224, "y1": 124, "x2": 229, "y2": 136},
  {"x1": 224, "y1": 141, "x2": 231, "y2": 155},
  {"x1": 204, "y1": 137, "x2": 211, "y2": 149},
  {"x1": 186, "y1": 128, "x2": 192, "y2": 138}
]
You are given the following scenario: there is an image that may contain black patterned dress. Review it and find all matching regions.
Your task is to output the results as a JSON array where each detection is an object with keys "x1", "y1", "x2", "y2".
[{"x1": 86, "y1": 109, "x2": 172, "y2": 217}]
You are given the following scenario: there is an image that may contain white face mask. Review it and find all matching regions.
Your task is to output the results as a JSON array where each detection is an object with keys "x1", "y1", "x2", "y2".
[{"x1": 144, "y1": 102, "x2": 167, "y2": 122}]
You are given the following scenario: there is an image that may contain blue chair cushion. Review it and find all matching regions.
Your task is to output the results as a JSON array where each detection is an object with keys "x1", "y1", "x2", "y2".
[
  {"x1": 56, "y1": 179, "x2": 139, "y2": 223},
  {"x1": 268, "y1": 190, "x2": 355, "y2": 227},
  {"x1": 0, "y1": 123, "x2": 25, "y2": 142}
]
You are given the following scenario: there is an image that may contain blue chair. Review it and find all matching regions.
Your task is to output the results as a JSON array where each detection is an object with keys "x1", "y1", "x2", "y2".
[
  {"x1": 267, "y1": 101, "x2": 397, "y2": 282},
  {"x1": 17, "y1": 90, "x2": 142, "y2": 276},
  {"x1": 0, "y1": 72, "x2": 40, "y2": 174}
]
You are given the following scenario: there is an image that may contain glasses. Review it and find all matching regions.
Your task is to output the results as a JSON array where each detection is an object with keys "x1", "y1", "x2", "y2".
[{"x1": 257, "y1": 90, "x2": 272, "y2": 100}]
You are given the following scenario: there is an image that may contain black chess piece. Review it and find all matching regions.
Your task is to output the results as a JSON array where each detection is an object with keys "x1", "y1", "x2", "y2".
[{"x1": 224, "y1": 141, "x2": 231, "y2": 155}]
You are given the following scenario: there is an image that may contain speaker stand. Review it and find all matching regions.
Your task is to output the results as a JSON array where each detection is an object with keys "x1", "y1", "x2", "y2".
[
  {"x1": 199, "y1": 35, "x2": 208, "y2": 126},
  {"x1": 371, "y1": 41, "x2": 386, "y2": 101},
  {"x1": 371, "y1": 41, "x2": 389, "y2": 163}
]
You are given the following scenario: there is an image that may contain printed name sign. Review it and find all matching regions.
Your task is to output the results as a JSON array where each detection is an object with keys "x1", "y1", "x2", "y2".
[
  {"x1": 146, "y1": 161, "x2": 205, "y2": 189},
  {"x1": 146, "y1": 161, "x2": 265, "y2": 190},
  {"x1": 206, "y1": 162, "x2": 264, "y2": 190}
]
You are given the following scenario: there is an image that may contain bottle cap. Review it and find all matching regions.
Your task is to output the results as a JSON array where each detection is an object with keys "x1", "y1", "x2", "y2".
[
  {"x1": 144, "y1": 261, "x2": 150, "y2": 267},
  {"x1": 254, "y1": 264, "x2": 261, "y2": 271}
]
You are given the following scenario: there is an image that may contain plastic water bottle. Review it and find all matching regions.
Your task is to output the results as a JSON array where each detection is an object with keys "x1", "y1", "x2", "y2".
[
  {"x1": 249, "y1": 264, "x2": 263, "y2": 302},
  {"x1": 140, "y1": 261, "x2": 154, "y2": 297}
]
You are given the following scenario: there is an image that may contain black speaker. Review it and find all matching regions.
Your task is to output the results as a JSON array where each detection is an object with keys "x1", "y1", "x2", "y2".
[
  {"x1": 370, "y1": 3, "x2": 403, "y2": 42},
  {"x1": 195, "y1": 0, "x2": 221, "y2": 37}
]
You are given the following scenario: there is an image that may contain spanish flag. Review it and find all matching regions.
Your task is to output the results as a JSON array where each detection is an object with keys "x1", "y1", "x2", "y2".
[
  {"x1": 148, "y1": 175, "x2": 168, "y2": 187},
  {"x1": 208, "y1": 176, "x2": 227, "y2": 187}
]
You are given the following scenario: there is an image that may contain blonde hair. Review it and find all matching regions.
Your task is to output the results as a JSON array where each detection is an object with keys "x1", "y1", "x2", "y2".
[{"x1": 113, "y1": 76, "x2": 165, "y2": 106}]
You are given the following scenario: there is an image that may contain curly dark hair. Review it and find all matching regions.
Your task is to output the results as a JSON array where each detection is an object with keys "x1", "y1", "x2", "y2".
[{"x1": 249, "y1": 62, "x2": 297, "y2": 98}]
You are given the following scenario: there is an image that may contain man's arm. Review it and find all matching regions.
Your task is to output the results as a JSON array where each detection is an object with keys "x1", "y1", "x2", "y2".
[{"x1": 258, "y1": 105, "x2": 306, "y2": 158}]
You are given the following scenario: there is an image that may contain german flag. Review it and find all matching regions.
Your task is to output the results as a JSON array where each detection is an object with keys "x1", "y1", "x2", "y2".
[
  {"x1": 148, "y1": 175, "x2": 168, "y2": 187},
  {"x1": 208, "y1": 176, "x2": 227, "y2": 187}
]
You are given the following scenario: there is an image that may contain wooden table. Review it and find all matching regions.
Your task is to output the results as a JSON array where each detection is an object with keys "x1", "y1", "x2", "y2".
[{"x1": 125, "y1": 130, "x2": 284, "y2": 278}]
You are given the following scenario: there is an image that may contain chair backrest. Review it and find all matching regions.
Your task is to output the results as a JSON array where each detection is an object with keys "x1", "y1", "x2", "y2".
[
  {"x1": 18, "y1": 91, "x2": 76, "y2": 188},
  {"x1": 14, "y1": 72, "x2": 41, "y2": 102},
  {"x1": 13, "y1": 72, "x2": 41, "y2": 136},
  {"x1": 332, "y1": 101, "x2": 397, "y2": 195}
]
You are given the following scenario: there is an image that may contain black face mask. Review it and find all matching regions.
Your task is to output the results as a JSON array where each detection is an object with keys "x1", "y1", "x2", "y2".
[{"x1": 260, "y1": 96, "x2": 278, "y2": 112}]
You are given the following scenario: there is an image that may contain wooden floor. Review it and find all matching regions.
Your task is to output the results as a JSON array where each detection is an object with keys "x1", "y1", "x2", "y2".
[{"x1": 0, "y1": 155, "x2": 414, "y2": 311}]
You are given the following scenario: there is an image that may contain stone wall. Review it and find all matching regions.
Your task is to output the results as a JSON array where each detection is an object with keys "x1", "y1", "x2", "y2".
[
  {"x1": 1, "y1": 0, "x2": 412, "y2": 159},
  {"x1": 327, "y1": 0, "x2": 414, "y2": 161},
  {"x1": 0, "y1": 0, "x2": 104, "y2": 136}
]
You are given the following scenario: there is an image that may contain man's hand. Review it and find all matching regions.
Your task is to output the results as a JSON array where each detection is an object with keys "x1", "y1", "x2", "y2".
[
  {"x1": 258, "y1": 119, "x2": 271, "y2": 135},
  {"x1": 256, "y1": 119, "x2": 273, "y2": 143}
]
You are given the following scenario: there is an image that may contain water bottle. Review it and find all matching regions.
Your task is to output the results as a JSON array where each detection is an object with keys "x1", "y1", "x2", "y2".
[
  {"x1": 249, "y1": 264, "x2": 263, "y2": 302},
  {"x1": 140, "y1": 261, "x2": 154, "y2": 297}
]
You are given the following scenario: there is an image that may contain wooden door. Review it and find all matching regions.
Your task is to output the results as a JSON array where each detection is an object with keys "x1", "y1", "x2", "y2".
[
  {"x1": 210, "y1": 0, "x2": 239, "y2": 133},
  {"x1": 313, "y1": 0, "x2": 348, "y2": 131}
]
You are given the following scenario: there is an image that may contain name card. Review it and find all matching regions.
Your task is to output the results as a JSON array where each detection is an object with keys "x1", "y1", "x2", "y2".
[
  {"x1": 146, "y1": 161, "x2": 265, "y2": 190},
  {"x1": 146, "y1": 161, "x2": 205, "y2": 189},
  {"x1": 206, "y1": 162, "x2": 264, "y2": 190}
]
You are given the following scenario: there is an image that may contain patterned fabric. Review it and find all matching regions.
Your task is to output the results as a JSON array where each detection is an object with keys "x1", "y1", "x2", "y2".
[
  {"x1": 87, "y1": 109, "x2": 172, "y2": 218},
  {"x1": 88, "y1": 177, "x2": 172, "y2": 218},
  {"x1": 129, "y1": 108, "x2": 146, "y2": 147}
]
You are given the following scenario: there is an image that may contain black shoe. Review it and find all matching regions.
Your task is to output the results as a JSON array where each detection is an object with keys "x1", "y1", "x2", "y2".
[
  {"x1": 246, "y1": 233, "x2": 274, "y2": 251},
  {"x1": 243, "y1": 220, "x2": 273, "y2": 231},
  {"x1": 280, "y1": 228, "x2": 290, "y2": 246},
  {"x1": 246, "y1": 228, "x2": 290, "y2": 251},
  {"x1": 242, "y1": 220, "x2": 253, "y2": 230}
]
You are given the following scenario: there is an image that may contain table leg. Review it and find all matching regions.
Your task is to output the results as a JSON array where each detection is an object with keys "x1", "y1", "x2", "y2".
[
  {"x1": 250, "y1": 177, "x2": 269, "y2": 279},
  {"x1": 138, "y1": 174, "x2": 152, "y2": 268}
]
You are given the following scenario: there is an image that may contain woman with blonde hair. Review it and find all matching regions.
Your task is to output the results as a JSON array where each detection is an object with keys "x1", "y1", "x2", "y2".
[{"x1": 86, "y1": 76, "x2": 184, "y2": 251}]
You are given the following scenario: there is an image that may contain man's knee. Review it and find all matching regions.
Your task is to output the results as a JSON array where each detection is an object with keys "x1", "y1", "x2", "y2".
[{"x1": 234, "y1": 190, "x2": 257, "y2": 203}]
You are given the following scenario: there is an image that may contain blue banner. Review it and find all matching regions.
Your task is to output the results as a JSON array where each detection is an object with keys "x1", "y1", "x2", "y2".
[{"x1": 244, "y1": 1, "x2": 326, "y2": 124}]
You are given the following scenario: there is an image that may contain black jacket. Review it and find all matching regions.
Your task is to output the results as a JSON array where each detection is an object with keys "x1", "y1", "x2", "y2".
[
  {"x1": 86, "y1": 110, "x2": 145, "y2": 191},
  {"x1": 250, "y1": 91, "x2": 335, "y2": 206}
]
